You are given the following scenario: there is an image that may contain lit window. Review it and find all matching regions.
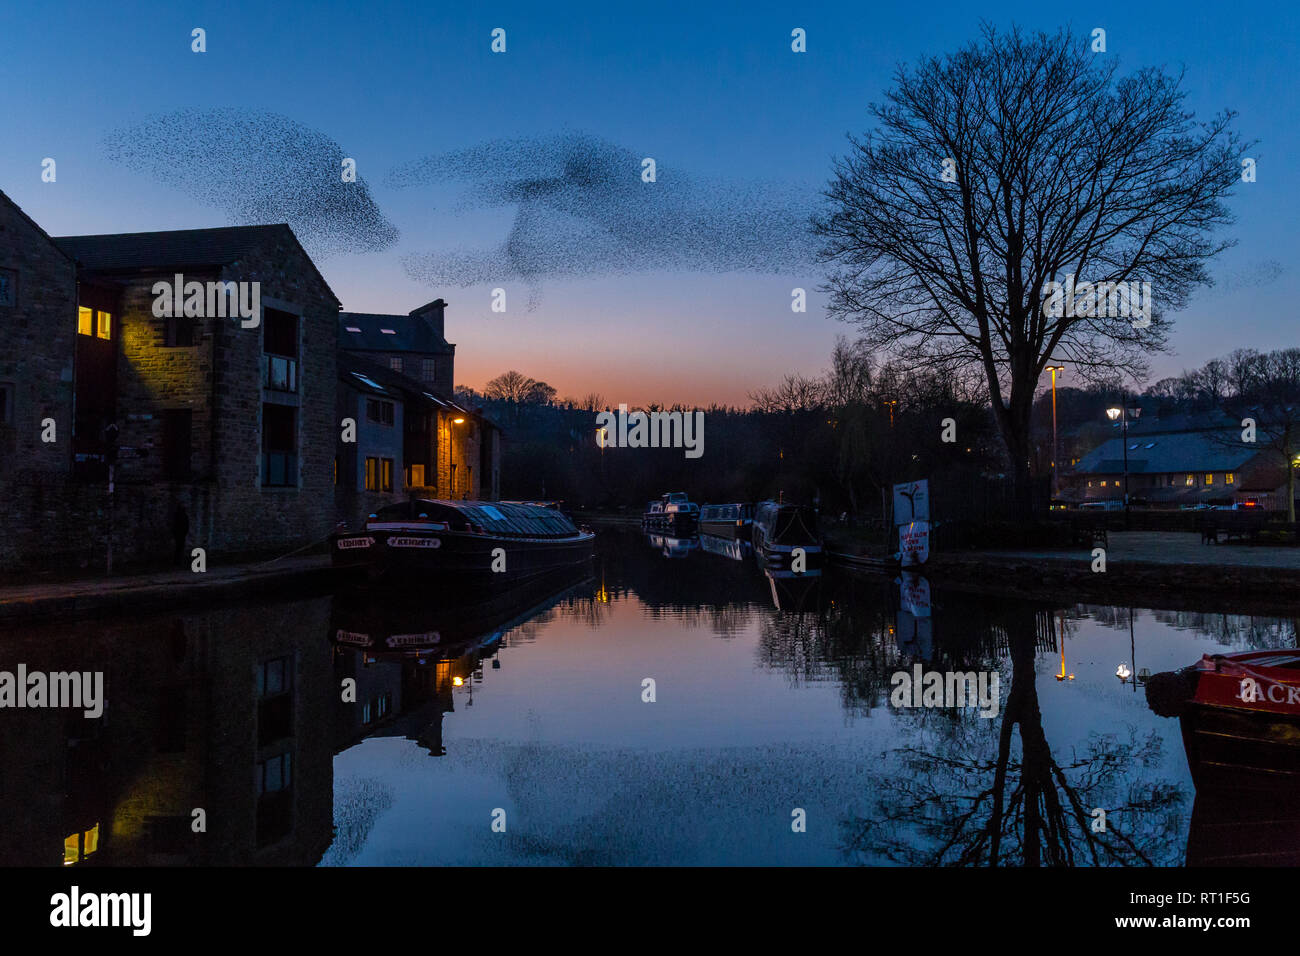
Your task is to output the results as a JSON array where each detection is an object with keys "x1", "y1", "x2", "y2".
[
  {"x1": 380, "y1": 328, "x2": 396, "y2": 335},
  {"x1": 96, "y1": 310, "x2": 111, "y2": 339},
  {"x1": 1185, "y1": 474, "x2": 1194, "y2": 486},
  {"x1": 408, "y1": 463, "x2": 425, "y2": 487},
  {"x1": 63, "y1": 824, "x2": 100, "y2": 865},
  {"x1": 345, "y1": 326, "x2": 361, "y2": 332},
  {"x1": 1226, "y1": 473, "x2": 1235, "y2": 484},
  {"x1": 1204, "y1": 473, "x2": 1214, "y2": 485},
  {"x1": 1086, "y1": 481, "x2": 1092, "y2": 488},
  {"x1": 365, "y1": 457, "x2": 393, "y2": 492},
  {"x1": 1100, "y1": 480, "x2": 1107, "y2": 487},
  {"x1": 78, "y1": 306, "x2": 93, "y2": 336}
]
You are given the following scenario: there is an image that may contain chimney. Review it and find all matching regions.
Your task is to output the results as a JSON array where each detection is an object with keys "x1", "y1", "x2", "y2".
[{"x1": 409, "y1": 298, "x2": 446, "y2": 339}]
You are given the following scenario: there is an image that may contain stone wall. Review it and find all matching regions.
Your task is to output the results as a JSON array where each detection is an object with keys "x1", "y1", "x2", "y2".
[{"x1": 0, "y1": 193, "x2": 79, "y2": 571}]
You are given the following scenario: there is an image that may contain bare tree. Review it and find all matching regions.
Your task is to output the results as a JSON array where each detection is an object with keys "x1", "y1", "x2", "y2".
[
  {"x1": 484, "y1": 370, "x2": 539, "y2": 404},
  {"x1": 813, "y1": 24, "x2": 1247, "y2": 513},
  {"x1": 748, "y1": 373, "x2": 826, "y2": 413}
]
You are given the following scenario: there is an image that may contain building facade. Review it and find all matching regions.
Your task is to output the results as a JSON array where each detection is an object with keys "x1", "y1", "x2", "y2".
[
  {"x1": 1065, "y1": 413, "x2": 1287, "y2": 508},
  {"x1": 0, "y1": 192, "x2": 345, "y2": 571},
  {"x1": 337, "y1": 302, "x2": 500, "y2": 529}
]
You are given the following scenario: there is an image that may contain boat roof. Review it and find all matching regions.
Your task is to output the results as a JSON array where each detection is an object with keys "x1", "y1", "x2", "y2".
[{"x1": 378, "y1": 498, "x2": 580, "y2": 537}]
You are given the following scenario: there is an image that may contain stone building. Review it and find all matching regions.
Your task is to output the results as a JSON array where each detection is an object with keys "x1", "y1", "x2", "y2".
[
  {"x1": 339, "y1": 298, "x2": 454, "y2": 390},
  {"x1": 0, "y1": 190, "x2": 81, "y2": 571},
  {"x1": 337, "y1": 302, "x2": 500, "y2": 528},
  {"x1": 0, "y1": 192, "x2": 344, "y2": 572}
]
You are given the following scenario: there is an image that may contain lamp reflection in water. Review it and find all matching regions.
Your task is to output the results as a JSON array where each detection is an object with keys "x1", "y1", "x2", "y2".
[{"x1": 1055, "y1": 610, "x2": 1075, "y2": 681}]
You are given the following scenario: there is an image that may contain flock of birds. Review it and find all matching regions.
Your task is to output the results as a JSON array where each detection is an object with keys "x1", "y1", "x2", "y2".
[{"x1": 103, "y1": 112, "x2": 818, "y2": 300}]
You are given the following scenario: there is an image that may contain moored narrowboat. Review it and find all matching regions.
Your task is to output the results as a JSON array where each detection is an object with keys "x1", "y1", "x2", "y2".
[
  {"x1": 699, "y1": 502, "x2": 753, "y2": 539},
  {"x1": 752, "y1": 500, "x2": 822, "y2": 573},
  {"x1": 1146, "y1": 650, "x2": 1300, "y2": 790},
  {"x1": 332, "y1": 498, "x2": 595, "y2": 589}
]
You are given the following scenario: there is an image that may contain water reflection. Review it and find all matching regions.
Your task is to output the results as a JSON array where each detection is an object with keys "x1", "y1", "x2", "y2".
[{"x1": 0, "y1": 527, "x2": 1295, "y2": 866}]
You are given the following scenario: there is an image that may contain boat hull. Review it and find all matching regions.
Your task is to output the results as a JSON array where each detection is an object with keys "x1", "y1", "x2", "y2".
[
  {"x1": 333, "y1": 526, "x2": 595, "y2": 590},
  {"x1": 699, "y1": 519, "x2": 750, "y2": 539}
]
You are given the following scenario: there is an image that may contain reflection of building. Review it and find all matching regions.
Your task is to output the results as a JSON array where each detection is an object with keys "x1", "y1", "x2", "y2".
[{"x1": 0, "y1": 599, "x2": 335, "y2": 866}]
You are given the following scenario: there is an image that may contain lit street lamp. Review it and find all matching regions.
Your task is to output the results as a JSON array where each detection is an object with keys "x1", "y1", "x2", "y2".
[
  {"x1": 1046, "y1": 364, "x2": 1065, "y2": 500},
  {"x1": 1105, "y1": 403, "x2": 1142, "y2": 527},
  {"x1": 450, "y1": 416, "x2": 465, "y2": 499}
]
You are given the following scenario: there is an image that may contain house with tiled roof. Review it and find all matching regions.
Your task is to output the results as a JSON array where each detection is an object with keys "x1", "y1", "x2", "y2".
[
  {"x1": 338, "y1": 299, "x2": 455, "y2": 393},
  {"x1": 336, "y1": 304, "x2": 499, "y2": 525},
  {"x1": 1064, "y1": 412, "x2": 1287, "y2": 508}
]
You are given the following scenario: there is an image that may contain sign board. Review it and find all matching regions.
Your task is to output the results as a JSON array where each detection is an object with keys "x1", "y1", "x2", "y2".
[
  {"x1": 892, "y1": 480, "x2": 930, "y2": 525},
  {"x1": 899, "y1": 520, "x2": 931, "y2": 567}
]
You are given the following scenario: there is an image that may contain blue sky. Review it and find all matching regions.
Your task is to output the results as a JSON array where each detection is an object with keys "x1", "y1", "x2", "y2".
[{"x1": 1, "y1": 0, "x2": 1296, "y2": 404}]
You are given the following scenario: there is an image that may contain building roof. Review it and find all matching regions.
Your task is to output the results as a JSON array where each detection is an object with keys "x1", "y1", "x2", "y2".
[
  {"x1": 338, "y1": 312, "x2": 452, "y2": 353},
  {"x1": 339, "y1": 352, "x2": 473, "y2": 415},
  {"x1": 1074, "y1": 427, "x2": 1260, "y2": 475},
  {"x1": 53, "y1": 223, "x2": 341, "y2": 305},
  {"x1": 0, "y1": 189, "x2": 75, "y2": 263}
]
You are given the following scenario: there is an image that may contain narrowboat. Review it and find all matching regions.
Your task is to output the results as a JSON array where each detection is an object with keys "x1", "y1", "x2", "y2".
[
  {"x1": 752, "y1": 500, "x2": 822, "y2": 573},
  {"x1": 641, "y1": 492, "x2": 699, "y2": 533},
  {"x1": 332, "y1": 498, "x2": 595, "y2": 589},
  {"x1": 1146, "y1": 650, "x2": 1300, "y2": 790},
  {"x1": 1147, "y1": 650, "x2": 1300, "y2": 865},
  {"x1": 698, "y1": 502, "x2": 753, "y2": 539}
]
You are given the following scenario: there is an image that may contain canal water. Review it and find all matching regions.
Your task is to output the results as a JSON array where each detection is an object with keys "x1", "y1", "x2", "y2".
[{"x1": 2, "y1": 526, "x2": 1292, "y2": 867}]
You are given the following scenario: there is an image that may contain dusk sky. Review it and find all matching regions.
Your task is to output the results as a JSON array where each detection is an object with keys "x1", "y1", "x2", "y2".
[{"x1": 2, "y1": 0, "x2": 1295, "y2": 406}]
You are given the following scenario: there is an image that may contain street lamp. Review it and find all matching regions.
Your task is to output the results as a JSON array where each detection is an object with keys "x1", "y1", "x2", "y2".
[
  {"x1": 1105, "y1": 403, "x2": 1142, "y2": 527},
  {"x1": 1046, "y1": 364, "x2": 1065, "y2": 500},
  {"x1": 450, "y1": 417, "x2": 465, "y2": 499}
]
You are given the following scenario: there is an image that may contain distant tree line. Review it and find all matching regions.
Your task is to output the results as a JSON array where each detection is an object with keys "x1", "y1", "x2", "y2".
[{"x1": 459, "y1": 346, "x2": 1300, "y2": 523}]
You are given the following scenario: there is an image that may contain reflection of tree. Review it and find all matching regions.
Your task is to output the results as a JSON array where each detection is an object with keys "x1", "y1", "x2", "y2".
[
  {"x1": 559, "y1": 595, "x2": 615, "y2": 628},
  {"x1": 1147, "y1": 609, "x2": 1296, "y2": 649},
  {"x1": 843, "y1": 608, "x2": 1186, "y2": 866}
]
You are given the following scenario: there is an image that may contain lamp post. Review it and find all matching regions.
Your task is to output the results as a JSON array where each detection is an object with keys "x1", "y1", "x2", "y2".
[
  {"x1": 1105, "y1": 403, "x2": 1142, "y2": 527},
  {"x1": 1046, "y1": 365, "x2": 1065, "y2": 500},
  {"x1": 450, "y1": 416, "x2": 465, "y2": 499}
]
